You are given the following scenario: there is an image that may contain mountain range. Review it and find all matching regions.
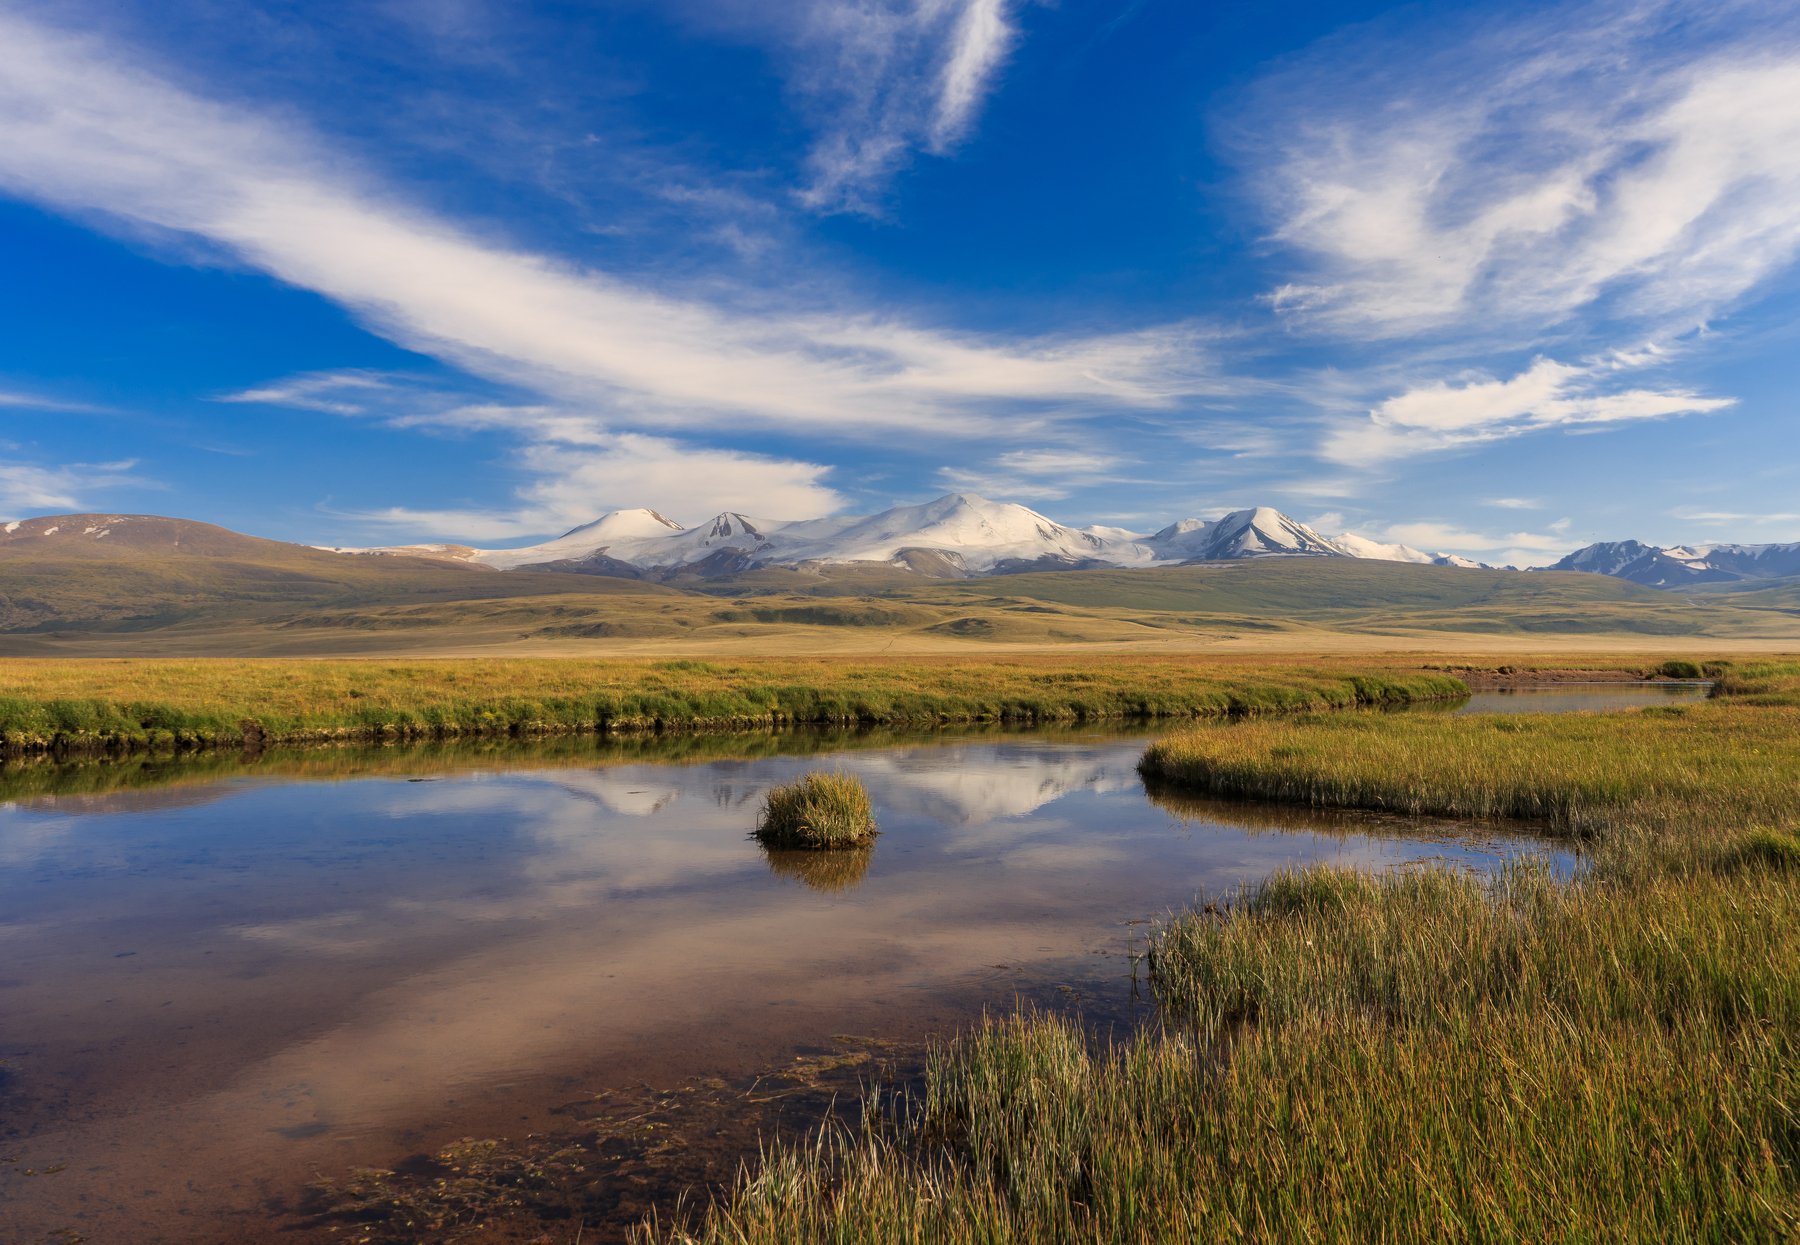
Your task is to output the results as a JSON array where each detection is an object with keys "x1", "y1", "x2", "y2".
[
  {"x1": 1543, "y1": 539, "x2": 1800, "y2": 587},
  {"x1": 334, "y1": 494, "x2": 1488, "y2": 581},
  {"x1": 7, "y1": 503, "x2": 1798, "y2": 655}
]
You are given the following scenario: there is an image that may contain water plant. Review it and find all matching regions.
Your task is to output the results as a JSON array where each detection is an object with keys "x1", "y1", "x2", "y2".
[{"x1": 754, "y1": 771, "x2": 877, "y2": 850}]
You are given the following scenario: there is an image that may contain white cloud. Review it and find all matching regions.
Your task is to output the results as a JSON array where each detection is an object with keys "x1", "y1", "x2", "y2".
[
  {"x1": 1250, "y1": 3, "x2": 1800, "y2": 340},
  {"x1": 1323, "y1": 353, "x2": 1734, "y2": 465},
  {"x1": 930, "y1": 0, "x2": 1015, "y2": 149},
  {"x1": 935, "y1": 445, "x2": 1127, "y2": 502},
  {"x1": 0, "y1": 389, "x2": 105, "y2": 413},
  {"x1": 218, "y1": 370, "x2": 399, "y2": 416},
  {"x1": 790, "y1": 0, "x2": 1018, "y2": 211},
  {"x1": 1376, "y1": 520, "x2": 1583, "y2": 567},
  {"x1": 326, "y1": 399, "x2": 844, "y2": 539},
  {"x1": 1486, "y1": 497, "x2": 1542, "y2": 510},
  {"x1": 0, "y1": 459, "x2": 142, "y2": 517},
  {"x1": 0, "y1": 9, "x2": 1207, "y2": 453},
  {"x1": 1670, "y1": 508, "x2": 1800, "y2": 526}
]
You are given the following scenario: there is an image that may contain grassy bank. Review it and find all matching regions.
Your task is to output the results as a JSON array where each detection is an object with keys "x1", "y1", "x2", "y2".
[
  {"x1": 0, "y1": 656, "x2": 1464, "y2": 754},
  {"x1": 640, "y1": 666, "x2": 1800, "y2": 1242},
  {"x1": 1138, "y1": 660, "x2": 1800, "y2": 844}
]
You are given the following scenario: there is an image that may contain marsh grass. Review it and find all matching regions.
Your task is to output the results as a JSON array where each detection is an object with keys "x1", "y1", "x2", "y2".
[
  {"x1": 755, "y1": 772, "x2": 877, "y2": 850},
  {"x1": 1138, "y1": 686, "x2": 1800, "y2": 846},
  {"x1": 0, "y1": 656, "x2": 1467, "y2": 754},
  {"x1": 635, "y1": 665, "x2": 1800, "y2": 1243}
]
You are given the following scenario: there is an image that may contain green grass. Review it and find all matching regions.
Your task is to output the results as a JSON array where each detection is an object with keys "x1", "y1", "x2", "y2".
[
  {"x1": 754, "y1": 772, "x2": 878, "y2": 849},
  {"x1": 637, "y1": 665, "x2": 1800, "y2": 1243},
  {"x1": 0, "y1": 656, "x2": 1466, "y2": 754}
]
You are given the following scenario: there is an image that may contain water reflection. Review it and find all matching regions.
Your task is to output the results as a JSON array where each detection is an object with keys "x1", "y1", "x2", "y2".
[
  {"x1": 1455, "y1": 681, "x2": 1711, "y2": 714},
  {"x1": 0, "y1": 726, "x2": 1565, "y2": 1245},
  {"x1": 763, "y1": 847, "x2": 876, "y2": 892}
]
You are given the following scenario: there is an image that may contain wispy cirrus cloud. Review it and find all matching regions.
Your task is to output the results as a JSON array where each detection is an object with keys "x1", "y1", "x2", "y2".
[
  {"x1": 1235, "y1": 1, "x2": 1800, "y2": 468},
  {"x1": 0, "y1": 389, "x2": 107, "y2": 414},
  {"x1": 785, "y1": 0, "x2": 1018, "y2": 211},
  {"x1": 935, "y1": 446, "x2": 1131, "y2": 502},
  {"x1": 217, "y1": 370, "x2": 401, "y2": 416},
  {"x1": 0, "y1": 459, "x2": 143, "y2": 518},
  {"x1": 0, "y1": 8, "x2": 1207, "y2": 454},
  {"x1": 1250, "y1": 1, "x2": 1800, "y2": 340}
]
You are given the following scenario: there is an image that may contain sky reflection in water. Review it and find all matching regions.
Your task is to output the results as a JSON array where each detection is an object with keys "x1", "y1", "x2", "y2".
[{"x1": 0, "y1": 726, "x2": 1559, "y2": 1243}]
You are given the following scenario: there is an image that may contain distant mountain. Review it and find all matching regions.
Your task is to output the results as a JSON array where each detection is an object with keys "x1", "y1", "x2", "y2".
[
  {"x1": 339, "y1": 494, "x2": 1486, "y2": 581},
  {"x1": 1542, "y1": 539, "x2": 1800, "y2": 587}
]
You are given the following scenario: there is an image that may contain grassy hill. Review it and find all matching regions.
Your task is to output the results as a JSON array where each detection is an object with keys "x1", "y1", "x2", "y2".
[{"x1": 0, "y1": 513, "x2": 676, "y2": 633}]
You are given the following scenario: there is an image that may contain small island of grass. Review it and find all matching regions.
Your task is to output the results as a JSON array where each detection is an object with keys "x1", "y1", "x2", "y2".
[{"x1": 755, "y1": 771, "x2": 877, "y2": 850}]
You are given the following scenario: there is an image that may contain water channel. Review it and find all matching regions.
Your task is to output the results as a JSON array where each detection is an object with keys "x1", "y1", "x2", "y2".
[{"x1": 0, "y1": 681, "x2": 1711, "y2": 1242}]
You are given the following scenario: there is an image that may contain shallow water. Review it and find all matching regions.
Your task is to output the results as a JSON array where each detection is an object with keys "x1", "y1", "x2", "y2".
[
  {"x1": 0, "y1": 724, "x2": 1563, "y2": 1243},
  {"x1": 1455, "y1": 681, "x2": 1713, "y2": 714}
]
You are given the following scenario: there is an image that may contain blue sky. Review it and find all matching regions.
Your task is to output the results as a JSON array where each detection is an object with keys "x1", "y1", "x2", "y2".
[{"x1": 2, "y1": 0, "x2": 1798, "y2": 566}]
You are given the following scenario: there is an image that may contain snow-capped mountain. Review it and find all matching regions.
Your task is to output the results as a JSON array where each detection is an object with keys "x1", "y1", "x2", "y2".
[
  {"x1": 1146, "y1": 507, "x2": 1351, "y2": 562},
  {"x1": 335, "y1": 493, "x2": 1490, "y2": 581},
  {"x1": 1542, "y1": 539, "x2": 1800, "y2": 587}
]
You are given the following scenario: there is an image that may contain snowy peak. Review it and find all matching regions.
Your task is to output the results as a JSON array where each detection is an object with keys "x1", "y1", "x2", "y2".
[
  {"x1": 1147, "y1": 508, "x2": 1346, "y2": 562},
  {"x1": 1543, "y1": 539, "x2": 1800, "y2": 587},
  {"x1": 785, "y1": 493, "x2": 1119, "y2": 571},
  {"x1": 339, "y1": 495, "x2": 1509, "y2": 581},
  {"x1": 558, "y1": 508, "x2": 685, "y2": 541}
]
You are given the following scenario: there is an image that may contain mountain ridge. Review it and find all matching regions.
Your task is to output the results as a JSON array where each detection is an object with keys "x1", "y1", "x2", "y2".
[{"x1": 329, "y1": 494, "x2": 1485, "y2": 581}]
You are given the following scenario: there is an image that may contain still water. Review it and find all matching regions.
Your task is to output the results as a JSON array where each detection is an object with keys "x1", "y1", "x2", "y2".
[
  {"x1": 0, "y1": 718, "x2": 1581, "y2": 1242},
  {"x1": 1456, "y1": 681, "x2": 1712, "y2": 714}
]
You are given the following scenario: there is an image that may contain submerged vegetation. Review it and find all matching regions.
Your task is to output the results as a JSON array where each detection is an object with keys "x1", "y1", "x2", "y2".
[
  {"x1": 0, "y1": 655, "x2": 1466, "y2": 754},
  {"x1": 638, "y1": 661, "x2": 1800, "y2": 1243},
  {"x1": 755, "y1": 772, "x2": 877, "y2": 850}
]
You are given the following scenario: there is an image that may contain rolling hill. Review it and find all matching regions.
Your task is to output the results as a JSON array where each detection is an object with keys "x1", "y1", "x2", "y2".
[
  {"x1": 3, "y1": 511, "x2": 1798, "y2": 656},
  {"x1": 0, "y1": 513, "x2": 675, "y2": 633}
]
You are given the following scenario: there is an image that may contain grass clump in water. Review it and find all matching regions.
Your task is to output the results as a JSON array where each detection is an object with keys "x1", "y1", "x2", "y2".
[{"x1": 754, "y1": 772, "x2": 877, "y2": 850}]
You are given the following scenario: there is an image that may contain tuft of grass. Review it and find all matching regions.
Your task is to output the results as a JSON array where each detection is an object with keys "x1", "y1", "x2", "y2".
[{"x1": 754, "y1": 772, "x2": 877, "y2": 850}]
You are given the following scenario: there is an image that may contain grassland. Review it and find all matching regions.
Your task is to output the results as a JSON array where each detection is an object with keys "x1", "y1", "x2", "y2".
[
  {"x1": 0, "y1": 655, "x2": 1469, "y2": 754},
  {"x1": 640, "y1": 664, "x2": 1800, "y2": 1243},
  {"x1": 9, "y1": 549, "x2": 1800, "y2": 658}
]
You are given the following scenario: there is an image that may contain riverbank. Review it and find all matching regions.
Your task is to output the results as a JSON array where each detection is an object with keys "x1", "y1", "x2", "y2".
[
  {"x1": 639, "y1": 662, "x2": 1800, "y2": 1243},
  {"x1": 0, "y1": 656, "x2": 1468, "y2": 756}
]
